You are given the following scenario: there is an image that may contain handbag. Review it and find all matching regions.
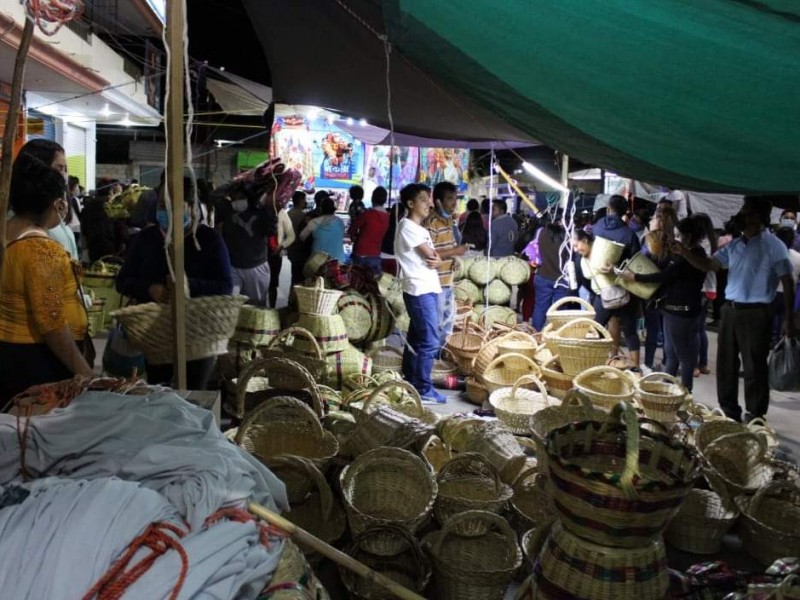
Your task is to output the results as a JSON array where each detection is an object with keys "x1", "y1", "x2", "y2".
[
  {"x1": 102, "y1": 321, "x2": 146, "y2": 378},
  {"x1": 600, "y1": 284, "x2": 630, "y2": 310}
]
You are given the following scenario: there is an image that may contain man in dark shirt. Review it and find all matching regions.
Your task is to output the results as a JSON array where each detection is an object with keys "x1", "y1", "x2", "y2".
[{"x1": 349, "y1": 186, "x2": 390, "y2": 276}]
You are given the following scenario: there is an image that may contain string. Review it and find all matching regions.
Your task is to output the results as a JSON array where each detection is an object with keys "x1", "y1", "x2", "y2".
[
  {"x1": 160, "y1": 13, "x2": 176, "y2": 285},
  {"x1": 25, "y1": 0, "x2": 83, "y2": 36}
]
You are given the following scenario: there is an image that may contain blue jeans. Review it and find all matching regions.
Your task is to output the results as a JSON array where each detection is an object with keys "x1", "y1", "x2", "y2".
[
  {"x1": 438, "y1": 286, "x2": 455, "y2": 349},
  {"x1": 351, "y1": 255, "x2": 382, "y2": 277},
  {"x1": 532, "y1": 275, "x2": 570, "y2": 331},
  {"x1": 644, "y1": 306, "x2": 663, "y2": 368},
  {"x1": 402, "y1": 292, "x2": 439, "y2": 396},
  {"x1": 662, "y1": 311, "x2": 700, "y2": 391}
]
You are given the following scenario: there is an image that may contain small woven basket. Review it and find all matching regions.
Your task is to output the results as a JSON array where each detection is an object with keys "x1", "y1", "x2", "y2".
[
  {"x1": 112, "y1": 294, "x2": 247, "y2": 364},
  {"x1": 464, "y1": 376, "x2": 488, "y2": 406},
  {"x1": 703, "y1": 431, "x2": 774, "y2": 498},
  {"x1": 340, "y1": 525, "x2": 431, "y2": 600},
  {"x1": 294, "y1": 276, "x2": 343, "y2": 316},
  {"x1": 423, "y1": 510, "x2": 522, "y2": 600},
  {"x1": 482, "y1": 353, "x2": 542, "y2": 394},
  {"x1": 635, "y1": 372, "x2": 687, "y2": 423},
  {"x1": 489, "y1": 374, "x2": 557, "y2": 435},
  {"x1": 735, "y1": 481, "x2": 800, "y2": 565},
  {"x1": 231, "y1": 355, "x2": 323, "y2": 419},
  {"x1": 497, "y1": 335, "x2": 538, "y2": 364},
  {"x1": 664, "y1": 488, "x2": 738, "y2": 554},
  {"x1": 262, "y1": 326, "x2": 326, "y2": 380},
  {"x1": 468, "y1": 259, "x2": 498, "y2": 285},
  {"x1": 434, "y1": 453, "x2": 514, "y2": 535},
  {"x1": 341, "y1": 404, "x2": 436, "y2": 459},
  {"x1": 360, "y1": 380, "x2": 438, "y2": 426},
  {"x1": 539, "y1": 356, "x2": 573, "y2": 400},
  {"x1": 231, "y1": 305, "x2": 281, "y2": 346},
  {"x1": 422, "y1": 435, "x2": 453, "y2": 473},
  {"x1": 545, "y1": 296, "x2": 596, "y2": 330},
  {"x1": 335, "y1": 292, "x2": 373, "y2": 344},
  {"x1": 510, "y1": 467, "x2": 556, "y2": 535},
  {"x1": 340, "y1": 447, "x2": 437, "y2": 555},
  {"x1": 479, "y1": 305, "x2": 518, "y2": 330},
  {"x1": 546, "y1": 402, "x2": 701, "y2": 548},
  {"x1": 573, "y1": 365, "x2": 636, "y2": 411},
  {"x1": 368, "y1": 345, "x2": 403, "y2": 373},
  {"x1": 551, "y1": 318, "x2": 613, "y2": 376},
  {"x1": 472, "y1": 331, "x2": 533, "y2": 384},
  {"x1": 463, "y1": 420, "x2": 528, "y2": 485},
  {"x1": 499, "y1": 256, "x2": 531, "y2": 286}
]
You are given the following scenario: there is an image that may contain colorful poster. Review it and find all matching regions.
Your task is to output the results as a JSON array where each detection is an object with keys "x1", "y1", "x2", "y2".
[
  {"x1": 419, "y1": 148, "x2": 470, "y2": 191},
  {"x1": 363, "y1": 145, "x2": 419, "y2": 194},
  {"x1": 271, "y1": 115, "x2": 315, "y2": 190}
]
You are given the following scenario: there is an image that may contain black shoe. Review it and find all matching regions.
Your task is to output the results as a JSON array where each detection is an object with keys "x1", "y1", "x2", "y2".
[{"x1": 744, "y1": 412, "x2": 765, "y2": 424}]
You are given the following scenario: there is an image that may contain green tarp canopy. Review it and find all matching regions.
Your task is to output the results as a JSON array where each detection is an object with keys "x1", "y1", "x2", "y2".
[{"x1": 245, "y1": 0, "x2": 800, "y2": 193}]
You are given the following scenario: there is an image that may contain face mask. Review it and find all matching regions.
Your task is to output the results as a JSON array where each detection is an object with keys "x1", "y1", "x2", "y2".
[
  {"x1": 156, "y1": 209, "x2": 190, "y2": 231},
  {"x1": 780, "y1": 218, "x2": 796, "y2": 230},
  {"x1": 231, "y1": 199, "x2": 248, "y2": 212}
]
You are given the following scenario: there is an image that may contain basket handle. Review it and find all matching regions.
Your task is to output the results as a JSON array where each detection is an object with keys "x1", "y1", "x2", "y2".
[
  {"x1": 704, "y1": 430, "x2": 769, "y2": 464},
  {"x1": 433, "y1": 509, "x2": 517, "y2": 557},
  {"x1": 350, "y1": 524, "x2": 428, "y2": 587},
  {"x1": 512, "y1": 465, "x2": 544, "y2": 493},
  {"x1": 437, "y1": 452, "x2": 502, "y2": 495},
  {"x1": 367, "y1": 345, "x2": 403, "y2": 359},
  {"x1": 484, "y1": 353, "x2": 542, "y2": 377},
  {"x1": 524, "y1": 516, "x2": 556, "y2": 560},
  {"x1": 596, "y1": 402, "x2": 641, "y2": 499},
  {"x1": 235, "y1": 355, "x2": 323, "y2": 418},
  {"x1": 362, "y1": 380, "x2": 423, "y2": 417},
  {"x1": 235, "y1": 395, "x2": 325, "y2": 445},
  {"x1": 313, "y1": 276, "x2": 325, "y2": 289},
  {"x1": 511, "y1": 374, "x2": 549, "y2": 406},
  {"x1": 636, "y1": 371, "x2": 686, "y2": 393},
  {"x1": 749, "y1": 480, "x2": 800, "y2": 516},
  {"x1": 573, "y1": 365, "x2": 634, "y2": 391},
  {"x1": 500, "y1": 330, "x2": 539, "y2": 346},
  {"x1": 267, "y1": 326, "x2": 325, "y2": 360},
  {"x1": 317, "y1": 385, "x2": 342, "y2": 410},
  {"x1": 777, "y1": 574, "x2": 800, "y2": 599},
  {"x1": 547, "y1": 296, "x2": 594, "y2": 314},
  {"x1": 266, "y1": 456, "x2": 333, "y2": 519},
  {"x1": 344, "y1": 373, "x2": 379, "y2": 391},
  {"x1": 554, "y1": 317, "x2": 612, "y2": 341},
  {"x1": 560, "y1": 388, "x2": 594, "y2": 409}
]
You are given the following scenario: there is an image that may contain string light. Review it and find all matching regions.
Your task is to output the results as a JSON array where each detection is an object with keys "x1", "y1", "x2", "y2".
[{"x1": 522, "y1": 161, "x2": 569, "y2": 193}]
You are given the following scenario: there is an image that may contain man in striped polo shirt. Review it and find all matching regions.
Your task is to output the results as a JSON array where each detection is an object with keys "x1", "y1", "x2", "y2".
[{"x1": 427, "y1": 182, "x2": 468, "y2": 351}]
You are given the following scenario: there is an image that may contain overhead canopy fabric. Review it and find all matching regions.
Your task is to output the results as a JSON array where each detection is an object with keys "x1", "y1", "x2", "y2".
[
  {"x1": 383, "y1": 0, "x2": 800, "y2": 193},
  {"x1": 241, "y1": 0, "x2": 540, "y2": 145}
]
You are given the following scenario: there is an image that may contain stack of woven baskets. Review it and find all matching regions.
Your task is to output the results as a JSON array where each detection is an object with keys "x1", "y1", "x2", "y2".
[
  {"x1": 453, "y1": 256, "x2": 529, "y2": 329},
  {"x1": 218, "y1": 305, "x2": 282, "y2": 389}
]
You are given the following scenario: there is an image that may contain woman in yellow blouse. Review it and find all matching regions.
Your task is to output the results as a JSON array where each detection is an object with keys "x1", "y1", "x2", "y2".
[{"x1": 0, "y1": 153, "x2": 93, "y2": 402}]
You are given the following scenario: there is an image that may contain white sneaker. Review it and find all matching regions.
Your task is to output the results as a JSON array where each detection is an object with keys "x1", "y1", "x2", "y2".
[{"x1": 640, "y1": 365, "x2": 653, "y2": 376}]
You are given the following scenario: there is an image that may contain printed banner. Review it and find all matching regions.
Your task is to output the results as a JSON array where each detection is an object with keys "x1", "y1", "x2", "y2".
[
  {"x1": 363, "y1": 145, "x2": 419, "y2": 194},
  {"x1": 419, "y1": 148, "x2": 470, "y2": 191}
]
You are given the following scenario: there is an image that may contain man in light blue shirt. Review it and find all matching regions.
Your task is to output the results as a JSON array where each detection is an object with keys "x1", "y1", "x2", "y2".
[
  {"x1": 675, "y1": 196, "x2": 795, "y2": 422},
  {"x1": 487, "y1": 200, "x2": 519, "y2": 257}
]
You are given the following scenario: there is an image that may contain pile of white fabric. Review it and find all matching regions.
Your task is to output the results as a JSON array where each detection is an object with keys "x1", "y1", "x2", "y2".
[{"x1": 0, "y1": 390, "x2": 290, "y2": 599}]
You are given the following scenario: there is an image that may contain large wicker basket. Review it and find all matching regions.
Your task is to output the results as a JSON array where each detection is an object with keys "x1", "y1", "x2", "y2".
[
  {"x1": 365, "y1": 293, "x2": 395, "y2": 343},
  {"x1": 545, "y1": 402, "x2": 701, "y2": 548},
  {"x1": 635, "y1": 372, "x2": 687, "y2": 423},
  {"x1": 489, "y1": 374, "x2": 557, "y2": 435},
  {"x1": 231, "y1": 305, "x2": 281, "y2": 346},
  {"x1": 336, "y1": 291, "x2": 373, "y2": 344},
  {"x1": 735, "y1": 481, "x2": 800, "y2": 565},
  {"x1": 340, "y1": 447, "x2": 437, "y2": 555},
  {"x1": 423, "y1": 510, "x2": 522, "y2": 600},
  {"x1": 664, "y1": 488, "x2": 738, "y2": 554},
  {"x1": 294, "y1": 276, "x2": 343, "y2": 316},
  {"x1": 545, "y1": 296, "x2": 596, "y2": 330},
  {"x1": 703, "y1": 431, "x2": 774, "y2": 498},
  {"x1": 551, "y1": 318, "x2": 613, "y2": 376},
  {"x1": 573, "y1": 365, "x2": 636, "y2": 411},
  {"x1": 473, "y1": 331, "x2": 534, "y2": 384},
  {"x1": 498, "y1": 256, "x2": 531, "y2": 286},
  {"x1": 482, "y1": 353, "x2": 542, "y2": 394},
  {"x1": 112, "y1": 294, "x2": 247, "y2": 364}
]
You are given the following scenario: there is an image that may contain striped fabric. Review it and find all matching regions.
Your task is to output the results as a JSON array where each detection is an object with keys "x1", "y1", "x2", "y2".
[{"x1": 427, "y1": 212, "x2": 457, "y2": 287}]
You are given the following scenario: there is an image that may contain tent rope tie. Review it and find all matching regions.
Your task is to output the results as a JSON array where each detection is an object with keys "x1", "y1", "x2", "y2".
[
  {"x1": 203, "y1": 506, "x2": 285, "y2": 548},
  {"x1": 81, "y1": 522, "x2": 189, "y2": 600}
]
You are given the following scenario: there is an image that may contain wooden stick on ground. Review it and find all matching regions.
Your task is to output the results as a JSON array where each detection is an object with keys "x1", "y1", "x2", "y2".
[{"x1": 247, "y1": 501, "x2": 426, "y2": 600}]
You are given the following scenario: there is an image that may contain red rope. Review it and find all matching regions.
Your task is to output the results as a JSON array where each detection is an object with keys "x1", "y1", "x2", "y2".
[
  {"x1": 82, "y1": 522, "x2": 189, "y2": 600},
  {"x1": 25, "y1": 0, "x2": 84, "y2": 36},
  {"x1": 204, "y1": 507, "x2": 285, "y2": 548}
]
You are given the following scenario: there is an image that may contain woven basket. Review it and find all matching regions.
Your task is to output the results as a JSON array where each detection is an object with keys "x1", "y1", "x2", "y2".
[
  {"x1": 551, "y1": 318, "x2": 613, "y2": 376},
  {"x1": 464, "y1": 376, "x2": 488, "y2": 406},
  {"x1": 482, "y1": 353, "x2": 542, "y2": 393},
  {"x1": 361, "y1": 380, "x2": 438, "y2": 426},
  {"x1": 539, "y1": 356, "x2": 573, "y2": 400},
  {"x1": 341, "y1": 403, "x2": 436, "y2": 459},
  {"x1": 423, "y1": 510, "x2": 522, "y2": 600},
  {"x1": 635, "y1": 372, "x2": 687, "y2": 423},
  {"x1": 263, "y1": 326, "x2": 326, "y2": 380},
  {"x1": 497, "y1": 335, "x2": 538, "y2": 364},
  {"x1": 231, "y1": 305, "x2": 281, "y2": 346},
  {"x1": 540, "y1": 323, "x2": 558, "y2": 355},
  {"x1": 533, "y1": 519, "x2": 669, "y2": 600},
  {"x1": 434, "y1": 453, "x2": 514, "y2": 535},
  {"x1": 302, "y1": 252, "x2": 331, "y2": 279},
  {"x1": 486, "y1": 279, "x2": 511, "y2": 304},
  {"x1": 546, "y1": 402, "x2": 701, "y2": 548},
  {"x1": 340, "y1": 525, "x2": 431, "y2": 600},
  {"x1": 316, "y1": 344, "x2": 373, "y2": 391},
  {"x1": 489, "y1": 374, "x2": 556, "y2": 435},
  {"x1": 545, "y1": 296, "x2": 596, "y2": 330},
  {"x1": 422, "y1": 435, "x2": 453, "y2": 473},
  {"x1": 469, "y1": 259, "x2": 498, "y2": 285},
  {"x1": 530, "y1": 390, "x2": 606, "y2": 443},
  {"x1": 431, "y1": 357, "x2": 459, "y2": 387},
  {"x1": 499, "y1": 257, "x2": 531, "y2": 286},
  {"x1": 368, "y1": 345, "x2": 403, "y2": 373},
  {"x1": 335, "y1": 292, "x2": 373, "y2": 344},
  {"x1": 454, "y1": 279, "x2": 482, "y2": 304},
  {"x1": 365, "y1": 294, "x2": 395, "y2": 343},
  {"x1": 82, "y1": 256, "x2": 121, "y2": 289},
  {"x1": 735, "y1": 481, "x2": 800, "y2": 565},
  {"x1": 446, "y1": 321, "x2": 484, "y2": 354},
  {"x1": 510, "y1": 468, "x2": 556, "y2": 535},
  {"x1": 479, "y1": 305, "x2": 518, "y2": 330},
  {"x1": 664, "y1": 488, "x2": 738, "y2": 554},
  {"x1": 703, "y1": 431, "x2": 774, "y2": 498},
  {"x1": 295, "y1": 277, "x2": 343, "y2": 316},
  {"x1": 112, "y1": 294, "x2": 247, "y2": 364},
  {"x1": 234, "y1": 395, "x2": 338, "y2": 468},
  {"x1": 472, "y1": 331, "x2": 532, "y2": 384},
  {"x1": 295, "y1": 313, "x2": 350, "y2": 353},
  {"x1": 463, "y1": 420, "x2": 528, "y2": 485},
  {"x1": 573, "y1": 365, "x2": 636, "y2": 411},
  {"x1": 340, "y1": 447, "x2": 437, "y2": 555}
]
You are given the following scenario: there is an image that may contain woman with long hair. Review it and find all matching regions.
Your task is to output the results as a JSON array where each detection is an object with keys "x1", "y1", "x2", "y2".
[
  {"x1": 692, "y1": 212, "x2": 718, "y2": 376},
  {"x1": 460, "y1": 210, "x2": 487, "y2": 254}
]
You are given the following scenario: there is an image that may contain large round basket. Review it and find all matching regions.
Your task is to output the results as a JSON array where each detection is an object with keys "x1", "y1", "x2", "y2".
[
  {"x1": 482, "y1": 353, "x2": 542, "y2": 394},
  {"x1": 423, "y1": 510, "x2": 522, "y2": 600},
  {"x1": 545, "y1": 296, "x2": 596, "y2": 330},
  {"x1": 340, "y1": 404, "x2": 435, "y2": 459},
  {"x1": 486, "y1": 279, "x2": 511, "y2": 304},
  {"x1": 365, "y1": 294, "x2": 395, "y2": 343},
  {"x1": 112, "y1": 294, "x2": 247, "y2": 364},
  {"x1": 234, "y1": 396, "x2": 338, "y2": 469},
  {"x1": 462, "y1": 421, "x2": 528, "y2": 485},
  {"x1": 539, "y1": 356, "x2": 573, "y2": 400},
  {"x1": 532, "y1": 518, "x2": 669, "y2": 600},
  {"x1": 295, "y1": 313, "x2": 350, "y2": 353},
  {"x1": 368, "y1": 345, "x2": 403, "y2": 373},
  {"x1": 231, "y1": 305, "x2": 281, "y2": 346},
  {"x1": 635, "y1": 372, "x2": 687, "y2": 423},
  {"x1": 231, "y1": 355, "x2": 323, "y2": 419},
  {"x1": 340, "y1": 447, "x2": 437, "y2": 555},
  {"x1": 472, "y1": 331, "x2": 534, "y2": 384},
  {"x1": 434, "y1": 453, "x2": 513, "y2": 535},
  {"x1": 294, "y1": 277, "x2": 343, "y2": 316},
  {"x1": 316, "y1": 344, "x2": 373, "y2": 390},
  {"x1": 551, "y1": 318, "x2": 614, "y2": 376},
  {"x1": 735, "y1": 481, "x2": 800, "y2": 565},
  {"x1": 573, "y1": 365, "x2": 636, "y2": 411},
  {"x1": 510, "y1": 468, "x2": 556, "y2": 535},
  {"x1": 664, "y1": 488, "x2": 738, "y2": 555},
  {"x1": 499, "y1": 256, "x2": 531, "y2": 286},
  {"x1": 489, "y1": 374, "x2": 557, "y2": 435},
  {"x1": 703, "y1": 431, "x2": 774, "y2": 498},
  {"x1": 468, "y1": 259, "x2": 498, "y2": 285},
  {"x1": 340, "y1": 525, "x2": 431, "y2": 600},
  {"x1": 497, "y1": 333, "x2": 538, "y2": 364},
  {"x1": 479, "y1": 305, "x2": 518, "y2": 330},
  {"x1": 546, "y1": 402, "x2": 701, "y2": 548},
  {"x1": 454, "y1": 279, "x2": 482, "y2": 304},
  {"x1": 336, "y1": 292, "x2": 373, "y2": 344}
]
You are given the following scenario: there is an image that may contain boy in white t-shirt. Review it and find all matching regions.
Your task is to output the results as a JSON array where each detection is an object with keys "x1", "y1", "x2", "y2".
[{"x1": 395, "y1": 183, "x2": 445, "y2": 403}]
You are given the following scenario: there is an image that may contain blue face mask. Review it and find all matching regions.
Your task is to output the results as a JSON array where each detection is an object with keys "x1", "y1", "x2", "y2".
[{"x1": 156, "y1": 209, "x2": 190, "y2": 231}]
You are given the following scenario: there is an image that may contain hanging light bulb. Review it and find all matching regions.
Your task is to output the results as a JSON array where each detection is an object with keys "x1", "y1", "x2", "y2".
[{"x1": 346, "y1": 117, "x2": 354, "y2": 126}]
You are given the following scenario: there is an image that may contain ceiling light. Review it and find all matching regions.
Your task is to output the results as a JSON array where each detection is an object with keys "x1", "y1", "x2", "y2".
[
  {"x1": 359, "y1": 118, "x2": 368, "y2": 126},
  {"x1": 306, "y1": 107, "x2": 320, "y2": 121},
  {"x1": 326, "y1": 114, "x2": 336, "y2": 126},
  {"x1": 520, "y1": 161, "x2": 569, "y2": 193},
  {"x1": 346, "y1": 117, "x2": 354, "y2": 126}
]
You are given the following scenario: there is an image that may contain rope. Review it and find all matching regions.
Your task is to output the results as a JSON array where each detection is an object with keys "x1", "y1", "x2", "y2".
[
  {"x1": 81, "y1": 522, "x2": 189, "y2": 600},
  {"x1": 203, "y1": 506, "x2": 284, "y2": 548},
  {"x1": 24, "y1": 0, "x2": 83, "y2": 36}
]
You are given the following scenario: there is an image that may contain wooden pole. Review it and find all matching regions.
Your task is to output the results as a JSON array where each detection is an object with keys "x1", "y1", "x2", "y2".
[
  {"x1": 247, "y1": 502, "x2": 426, "y2": 600},
  {"x1": 166, "y1": 0, "x2": 187, "y2": 388},
  {"x1": 0, "y1": 18, "x2": 35, "y2": 284},
  {"x1": 495, "y1": 164, "x2": 540, "y2": 216}
]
